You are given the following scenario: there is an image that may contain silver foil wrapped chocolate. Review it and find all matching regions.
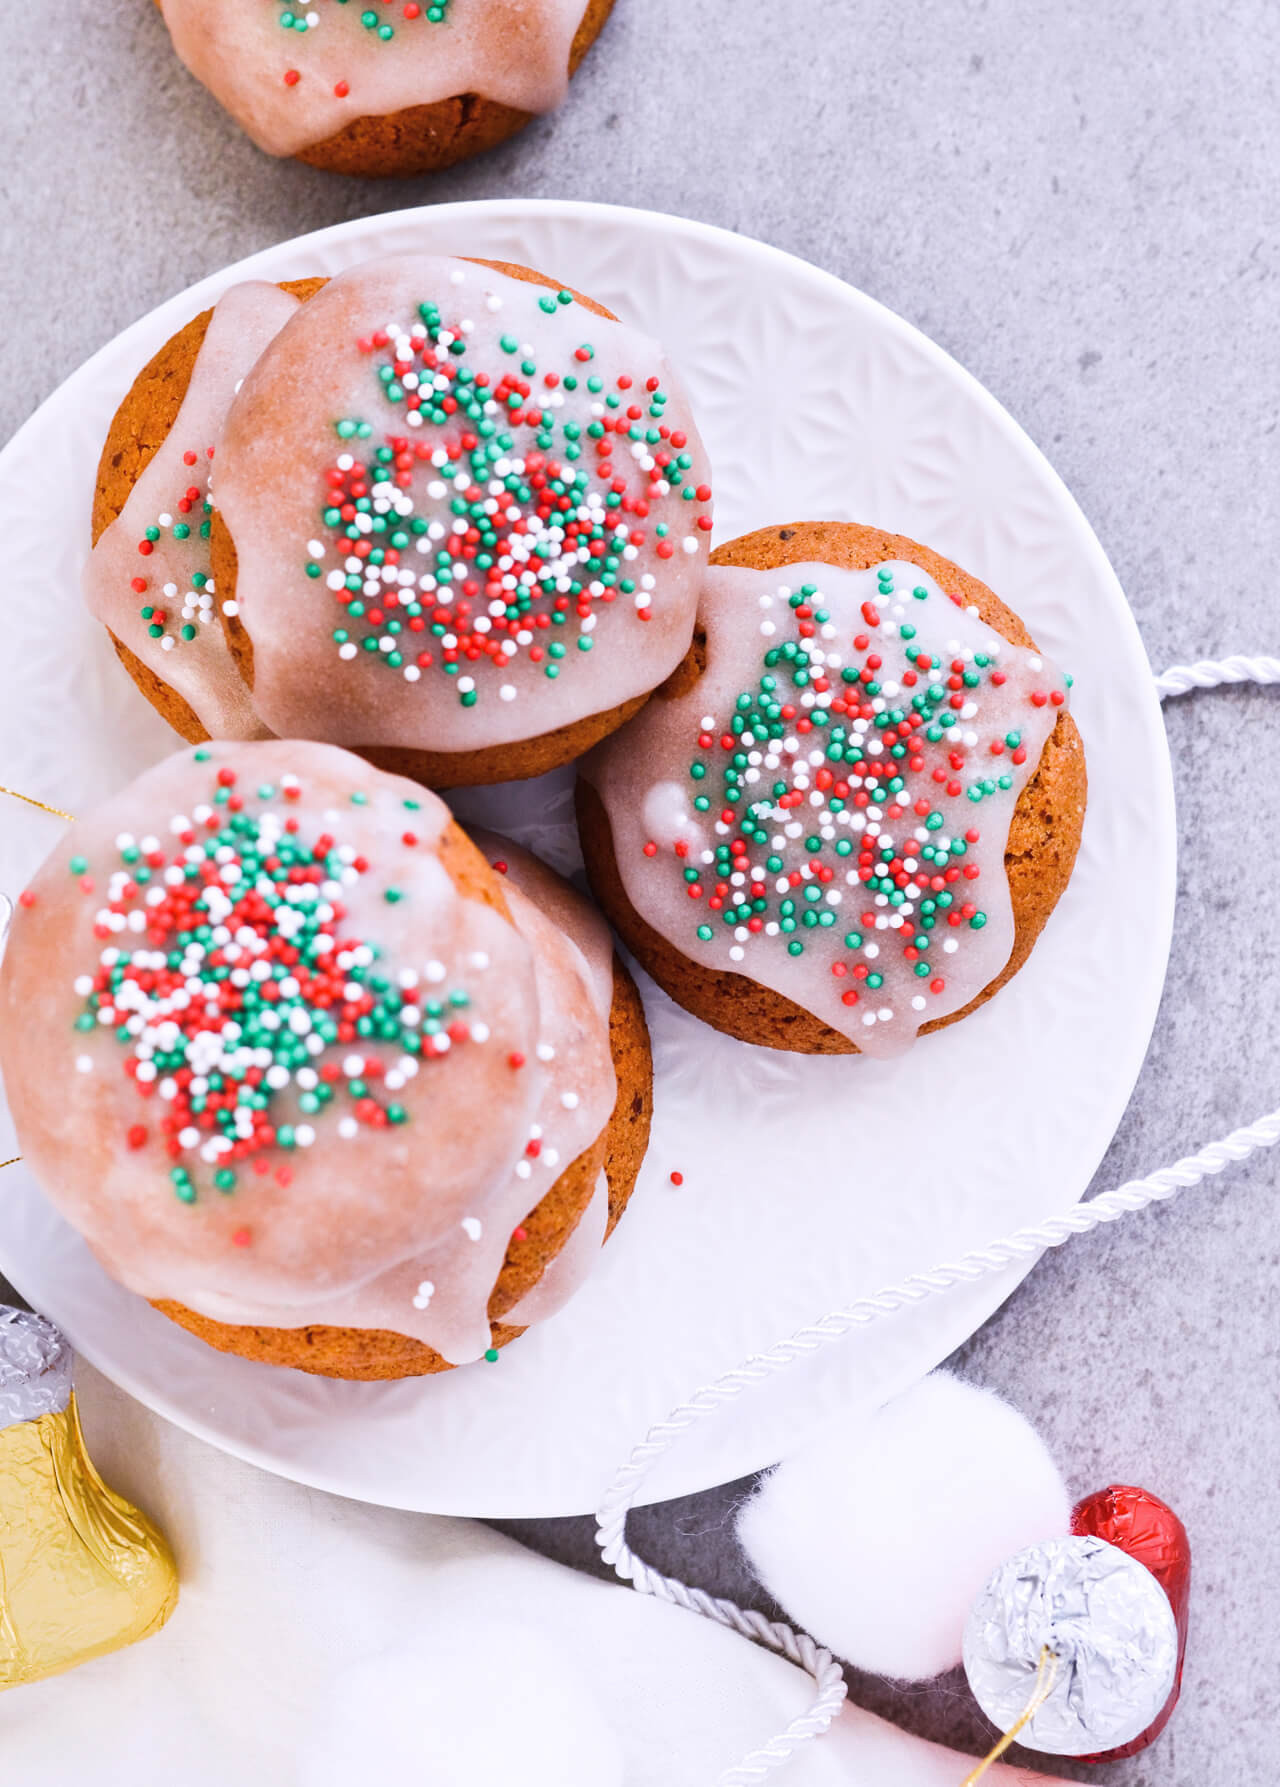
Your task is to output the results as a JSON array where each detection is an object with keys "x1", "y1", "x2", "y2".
[
  {"x1": 962, "y1": 1534, "x2": 1178, "y2": 1756},
  {"x1": 0, "y1": 1304, "x2": 73, "y2": 1425}
]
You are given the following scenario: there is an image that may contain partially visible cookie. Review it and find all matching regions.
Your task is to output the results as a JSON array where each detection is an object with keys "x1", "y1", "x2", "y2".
[
  {"x1": 155, "y1": 0, "x2": 614, "y2": 177},
  {"x1": 577, "y1": 522, "x2": 1088, "y2": 1056},
  {"x1": 87, "y1": 277, "x2": 325, "y2": 743}
]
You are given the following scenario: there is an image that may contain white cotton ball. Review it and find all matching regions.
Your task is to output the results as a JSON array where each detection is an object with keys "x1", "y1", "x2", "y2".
[
  {"x1": 737, "y1": 1370, "x2": 1070, "y2": 1682},
  {"x1": 299, "y1": 1610, "x2": 624, "y2": 1787}
]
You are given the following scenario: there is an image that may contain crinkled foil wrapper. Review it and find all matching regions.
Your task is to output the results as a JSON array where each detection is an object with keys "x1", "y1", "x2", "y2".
[
  {"x1": 0, "y1": 1305, "x2": 178, "y2": 1689},
  {"x1": 963, "y1": 1534, "x2": 1178, "y2": 1756},
  {"x1": 0, "y1": 1306, "x2": 73, "y2": 1426}
]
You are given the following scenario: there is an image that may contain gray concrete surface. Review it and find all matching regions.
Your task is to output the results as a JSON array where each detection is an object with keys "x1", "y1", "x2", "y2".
[{"x1": 2, "y1": 2, "x2": 1278, "y2": 1778}]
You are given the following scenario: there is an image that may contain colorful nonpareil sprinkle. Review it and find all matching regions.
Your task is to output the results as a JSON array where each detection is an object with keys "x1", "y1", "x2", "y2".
[
  {"x1": 130, "y1": 448, "x2": 220, "y2": 655},
  {"x1": 635, "y1": 564, "x2": 1069, "y2": 1048},
  {"x1": 68, "y1": 760, "x2": 483, "y2": 1201},
  {"x1": 276, "y1": 0, "x2": 451, "y2": 40},
  {"x1": 274, "y1": 0, "x2": 451, "y2": 92},
  {"x1": 305, "y1": 285, "x2": 712, "y2": 708}
]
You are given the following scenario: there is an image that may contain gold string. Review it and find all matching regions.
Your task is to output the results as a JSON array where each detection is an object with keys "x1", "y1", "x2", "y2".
[
  {"x1": 959, "y1": 1647, "x2": 1061, "y2": 1786},
  {"x1": 0, "y1": 784, "x2": 76, "y2": 823},
  {"x1": 0, "y1": 1158, "x2": 20, "y2": 1171}
]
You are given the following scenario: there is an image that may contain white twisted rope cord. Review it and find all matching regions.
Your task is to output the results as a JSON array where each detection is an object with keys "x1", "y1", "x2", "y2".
[
  {"x1": 1154, "y1": 653, "x2": 1280, "y2": 700},
  {"x1": 595, "y1": 656, "x2": 1278, "y2": 1784}
]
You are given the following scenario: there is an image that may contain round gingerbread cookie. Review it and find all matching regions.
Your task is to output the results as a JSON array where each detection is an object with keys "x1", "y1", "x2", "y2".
[
  {"x1": 155, "y1": 0, "x2": 614, "y2": 176},
  {"x1": 211, "y1": 251, "x2": 714, "y2": 787},
  {"x1": 88, "y1": 278, "x2": 325, "y2": 745},
  {"x1": 576, "y1": 521, "x2": 1087, "y2": 1057},
  {"x1": 0, "y1": 739, "x2": 651, "y2": 1380}
]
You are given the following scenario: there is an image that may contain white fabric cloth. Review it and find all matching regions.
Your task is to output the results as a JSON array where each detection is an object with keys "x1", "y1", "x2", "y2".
[{"x1": 0, "y1": 1365, "x2": 1074, "y2": 1785}]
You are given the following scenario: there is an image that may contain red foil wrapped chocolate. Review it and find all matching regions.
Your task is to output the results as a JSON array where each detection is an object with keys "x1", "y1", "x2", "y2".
[{"x1": 1071, "y1": 1484, "x2": 1190, "y2": 1761}]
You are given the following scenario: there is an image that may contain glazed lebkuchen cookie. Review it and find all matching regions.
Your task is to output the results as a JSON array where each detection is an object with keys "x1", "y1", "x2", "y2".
[
  {"x1": 0, "y1": 739, "x2": 652, "y2": 1378},
  {"x1": 154, "y1": 0, "x2": 615, "y2": 176},
  {"x1": 578, "y1": 521, "x2": 1087, "y2": 1057},
  {"x1": 87, "y1": 253, "x2": 714, "y2": 788}
]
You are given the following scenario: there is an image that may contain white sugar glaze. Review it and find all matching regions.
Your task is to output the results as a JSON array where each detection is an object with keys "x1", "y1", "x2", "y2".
[
  {"x1": 466, "y1": 825, "x2": 617, "y2": 1335},
  {"x1": 0, "y1": 741, "x2": 615, "y2": 1365},
  {"x1": 506, "y1": 1169, "x2": 608, "y2": 1327},
  {"x1": 85, "y1": 281, "x2": 300, "y2": 741},
  {"x1": 213, "y1": 253, "x2": 712, "y2": 758},
  {"x1": 159, "y1": 0, "x2": 593, "y2": 158},
  {"x1": 582, "y1": 560, "x2": 1069, "y2": 1057}
]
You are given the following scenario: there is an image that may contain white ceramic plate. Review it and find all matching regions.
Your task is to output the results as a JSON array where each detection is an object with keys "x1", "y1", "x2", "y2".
[{"x1": 0, "y1": 201, "x2": 1174, "y2": 1517}]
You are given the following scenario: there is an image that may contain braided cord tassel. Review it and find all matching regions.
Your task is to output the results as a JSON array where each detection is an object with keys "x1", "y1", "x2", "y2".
[
  {"x1": 595, "y1": 658, "x2": 1278, "y2": 1783},
  {"x1": 1154, "y1": 653, "x2": 1280, "y2": 699}
]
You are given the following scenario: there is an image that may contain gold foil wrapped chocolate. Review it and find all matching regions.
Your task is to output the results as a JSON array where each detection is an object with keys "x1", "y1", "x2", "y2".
[{"x1": 0, "y1": 1305, "x2": 177, "y2": 1689}]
